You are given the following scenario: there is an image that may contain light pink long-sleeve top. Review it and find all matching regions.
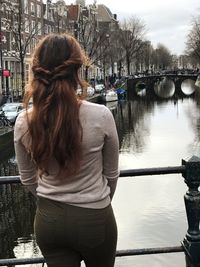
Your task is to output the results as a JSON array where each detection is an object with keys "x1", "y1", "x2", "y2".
[{"x1": 14, "y1": 100, "x2": 119, "y2": 209}]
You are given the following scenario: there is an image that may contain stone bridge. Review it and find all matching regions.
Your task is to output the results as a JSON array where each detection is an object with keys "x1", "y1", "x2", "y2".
[{"x1": 127, "y1": 73, "x2": 199, "y2": 98}]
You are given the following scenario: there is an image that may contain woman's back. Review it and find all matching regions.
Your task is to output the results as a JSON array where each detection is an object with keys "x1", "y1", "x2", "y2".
[{"x1": 15, "y1": 100, "x2": 119, "y2": 208}]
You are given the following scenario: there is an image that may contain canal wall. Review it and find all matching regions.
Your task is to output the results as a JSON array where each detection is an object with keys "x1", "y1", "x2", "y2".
[
  {"x1": 0, "y1": 129, "x2": 14, "y2": 160},
  {"x1": 0, "y1": 183, "x2": 36, "y2": 259}
]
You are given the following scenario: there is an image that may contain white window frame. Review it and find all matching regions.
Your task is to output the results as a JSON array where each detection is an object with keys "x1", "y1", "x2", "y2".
[
  {"x1": 37, "y1": 4, "x2": 41, "y2": 18},
  {"x1": 24, "y1": 0, "x2": 28, "y2": 14},
  {"x1": 48, "y1": 25, "x2": 51, "y2": 33},
  {"x1": 24, "y1": 18, "x2": 30, "y2": 33},
  {"x1": 44, "y1": 24, "x2": 48, "y2": 34},
  {"x1": 31, "y1": 20, "x2": 36, "y2": 33},
  {"x1": 30, "y1": 2, "x2": 35, "y2": 16},
  {"x1": 37, "y1": 21, "x2": 42, "y2": 35}
]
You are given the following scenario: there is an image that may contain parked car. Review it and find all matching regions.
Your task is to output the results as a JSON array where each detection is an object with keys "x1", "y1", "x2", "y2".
[{"x1": 1, "y1": 102, "x2": 24, "y2": 124}]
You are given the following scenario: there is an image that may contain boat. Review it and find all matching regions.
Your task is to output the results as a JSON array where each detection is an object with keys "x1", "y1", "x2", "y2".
[
  {"x1": 115, "y1": 88, "x2": 126, "y2": 100},
  {"x1": 101, "y1": 89, "x2": 118, "y2": 102},
  {"x1": 105, "y1": 101, "x2": 118, "y2": 111}
]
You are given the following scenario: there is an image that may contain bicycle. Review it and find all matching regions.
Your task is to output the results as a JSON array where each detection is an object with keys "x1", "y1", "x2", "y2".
[{"x1": 0, "y1": 110, "x2": 12, "y2": 128}]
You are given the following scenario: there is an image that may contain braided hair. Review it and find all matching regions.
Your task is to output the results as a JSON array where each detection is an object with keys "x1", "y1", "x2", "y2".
[{"x1": 24, "y1": 33, "x2": 87, "y2": 176}]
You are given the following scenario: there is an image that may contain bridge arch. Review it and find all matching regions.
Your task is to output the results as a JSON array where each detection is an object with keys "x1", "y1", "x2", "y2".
[{"x1": 127, "y1": 74, "x2": 199, "y2": 98}]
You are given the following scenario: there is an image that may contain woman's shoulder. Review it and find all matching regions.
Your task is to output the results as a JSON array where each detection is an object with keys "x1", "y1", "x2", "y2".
[
  {"x1": 81, "y1": 100, "x2": 109, "y2": 114},
  {"x1": 80, "y1": 101, "x2": 113, "y2": 126},
  {"x1": 15, "y1": 107, "x2": 32, "y2": 126},
  {"x1": 14, "y1": 108, "x2": 31, "y2": 141},
  {"x1": 15, "y1": 110, "x2": 27, "y2": 128}
]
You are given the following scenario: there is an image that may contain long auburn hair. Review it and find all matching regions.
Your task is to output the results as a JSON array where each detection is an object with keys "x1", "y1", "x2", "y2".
[{"x1": 24, "y1": 33, "x2": 87, "y2": 176}]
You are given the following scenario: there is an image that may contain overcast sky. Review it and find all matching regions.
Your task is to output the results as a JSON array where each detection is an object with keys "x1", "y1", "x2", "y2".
[{"x1": 84, "y1": 0, "x2": 200, "y2": 55}]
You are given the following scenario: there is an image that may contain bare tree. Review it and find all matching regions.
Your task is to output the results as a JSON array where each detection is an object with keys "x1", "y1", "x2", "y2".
[
  {"x1": 79, "y1": 9, "x2": 113, "y2": 81},
  {"x1": 4, "y1": 0, "x2": 42, "y2": 94},
  {"x1": 133, "y1": 40, "x2": 153, "y2": 73},
  {"x1": 151, "y1": 43, "x2": 172, "y2": 71},
  {"x1": 119, "y1": 16, "x2": 146, "y2": 75},
  {"x1": 106, "y1": 27, "x2": 124, "y2": 78},
  {"x1": 110, "y1": 27, "x2": 125, "y2": 78},
  {"x1": 186, "y1": 16, "x2": 200, "y2": 63}
]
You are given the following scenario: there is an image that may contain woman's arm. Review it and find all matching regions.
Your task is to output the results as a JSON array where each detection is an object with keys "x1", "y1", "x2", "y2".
[
  {"x1": 102, "y1": 107, "x2": 119, "y2": 200},
  {"x1": 14, "y1": 115, "x2": 38, "y2": 197}
]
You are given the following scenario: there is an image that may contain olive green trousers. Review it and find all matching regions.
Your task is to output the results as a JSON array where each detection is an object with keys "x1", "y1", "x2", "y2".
[{"x1": 34, "y1": 197, "x2": 117, "y2": 267}]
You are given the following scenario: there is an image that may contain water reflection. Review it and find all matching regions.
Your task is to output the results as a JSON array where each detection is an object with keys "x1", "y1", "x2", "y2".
[
  {"x1": 135, "y1": 82, "x2": 147, "y2": 97},
  {"x1": 14, "y1": 236, "x2": 40, "y2": 260},
  {"x1": 0, "y1": 158, "x2": 36, "y2": 261},
  {"x1": 154, "y1": 77, "x2": 175, "y2": 98},
  {"x1": 181, "y1": 79, "x2": 196, "y2": 95},
  {"x1": 114, "y1": 100, "x2": 154, "y2": 153},
  {"x1": 184, "y1": 95, "x2": 200, "y2": 155}
]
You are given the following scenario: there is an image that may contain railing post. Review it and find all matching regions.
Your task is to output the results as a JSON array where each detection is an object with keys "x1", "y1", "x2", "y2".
[{"x1": 182, "y1": 156, "x2": 200, "y2": 267}]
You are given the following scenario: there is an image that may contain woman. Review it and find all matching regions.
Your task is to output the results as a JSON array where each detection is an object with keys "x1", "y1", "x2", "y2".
[{"x1": 14, "y1": 33, "x2": 119, "y2": 267}]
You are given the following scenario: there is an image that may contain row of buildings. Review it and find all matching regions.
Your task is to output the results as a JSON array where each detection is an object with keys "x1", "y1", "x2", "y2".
[{"x1": 0, "y1": 0, "x2": 119, "y2": 100}]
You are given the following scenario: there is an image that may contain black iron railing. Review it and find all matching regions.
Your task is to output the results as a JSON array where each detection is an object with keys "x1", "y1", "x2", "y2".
[
  {"x1": 0, "y1": 165, "x2": 186, "y2": 185},
  {"x1": 0, "y1": 156, "x2": 200, "y2": 266}
]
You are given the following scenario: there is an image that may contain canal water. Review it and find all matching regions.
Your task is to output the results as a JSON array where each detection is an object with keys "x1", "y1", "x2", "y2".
[{"x1": 1, "y1": 80, "x2": 200, "y2": 266}]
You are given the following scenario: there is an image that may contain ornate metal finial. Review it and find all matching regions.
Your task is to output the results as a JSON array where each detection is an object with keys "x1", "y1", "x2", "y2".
[{"x1": 182, "y1": 156, "x2": 200, "y2": 266}]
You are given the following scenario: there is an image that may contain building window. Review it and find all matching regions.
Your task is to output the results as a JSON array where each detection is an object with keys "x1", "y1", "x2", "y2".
[
  {"x1": 37, "y1": 22, "x2": 42, "y2": 35},
  {"x1": 25, "y1": 64, "x2": 30, "y2": 83},
  {"x1": 44, "y1": 24, "x2": 48, "y2": 34},
  {"x1": 24, "y1": 0, "x2": 28, "y2": 14},
  {"x1": 10, "y1": 32, "x2": 15, "y2": 51},
  {"x1": 30, "y1": 38, "x2": 36, "y2": 52},
  {"x1": 26, "y1": 43, "x2": 30, "y2": 55},
  {"x1": 30, "y1": 2, "x2": 35, "y2": 16},
  {"x1": 24, "y1": 18, "x2": 29, "y2": 33},
  {"x1": 31, "y1": 20, "x2": 36, "y2": 33},
  {"x1": 25, "y1": 36, "x2": 30, "y2": 55},
  {"x1": 37, "y1": 4, "x2": 41, "y2": 17},
  {"x1": 48, "y1": 25, "x2": 51, "y2": 33},
  {"x1": 49, "y1": 9, "x2": 53, "y2": 21}
]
